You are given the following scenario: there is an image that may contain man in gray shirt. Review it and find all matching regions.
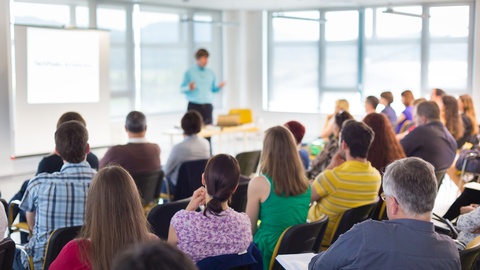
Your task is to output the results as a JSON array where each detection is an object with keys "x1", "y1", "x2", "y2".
[
  {"x1": 163, "y1": 110, "x2": 210, "y2": 193},
  {"x1": 309, "y1": 157, "x2": 460, "y2": 270}
]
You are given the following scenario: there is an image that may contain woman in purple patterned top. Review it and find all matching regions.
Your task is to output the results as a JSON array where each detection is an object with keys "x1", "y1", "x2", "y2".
[{"x1": 168, "y1": 154, "x2": 252, "y2": 262}]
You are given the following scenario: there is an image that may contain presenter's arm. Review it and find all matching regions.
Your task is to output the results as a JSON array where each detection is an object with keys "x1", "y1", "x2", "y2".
[
  {"x1": 181, "y1": 71, "x2": 193, "y2": 93},
  {"x1": 211, "y1": 72, "x2": 225, "y2": 93}
]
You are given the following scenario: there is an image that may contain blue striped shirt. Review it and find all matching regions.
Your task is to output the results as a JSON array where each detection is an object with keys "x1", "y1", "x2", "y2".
[
  {"x1": 20, "y1": 161, "x2": 96, "y2": 270},
  {"x1": 181, "y1": 65, "x2": 221, "y2": 104}
]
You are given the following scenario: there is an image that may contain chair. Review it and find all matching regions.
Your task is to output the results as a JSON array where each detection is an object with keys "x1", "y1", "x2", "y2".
[
  {"x1": 147, "y1": 197, "x2": 191, "y2": 240},
  {"x1": 174, "y1": 159, "x2": 208, "y2": 201},
  {"x1": 460, "y1": 236, "x2": 480, "y2": 270},
  {"x1": 235, "y1": 151, "x2": 261, "y2": 177},
  {"x1": 130, "y1": 170, "x2": 164, "y2": 207},
  {"x1": 326, "y1": 201, "x2": 378, "y2": 248},
  {"x1": 435, "y1": 169, "x2": 447, "y2": 190},
  {"x1": 1, "y1": 199, "x2": 7, "y2": 216},
  {"x1": 270, "y1": 215, "x2": 329, "y2": 270},
  {"x1": 230, "y1": 176, "x2": 250, "y2": 213},
  {"x1": 0, "y1": 238, "x2": 15, "y2": 270},
  {"x1": 196, "y1": 242, "x2": 263, "y2": 270},
  {"x1": 8, "y1": 200, "x2": 30, "y2": 238},
  {"x1": 43, "y1": 225, "x2": 82, "y2": 270}
]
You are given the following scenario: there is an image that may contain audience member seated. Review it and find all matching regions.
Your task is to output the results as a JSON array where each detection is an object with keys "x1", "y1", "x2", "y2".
[
  {"x1": 430, "y1": 88, "x2": 446, "y2": 108},
  {"x1": 379, "y1": 91, "x2": 397, "y2": 129},
  {"x1": 458, "y1": 94, "x2": 479, "y2": 148},
  {"x1": 10, "y1": 112, "x2": 98, "y2": 244},
  {"x1": 163, "y1": 110, "x2": 210, "y2": 193},
  {"x1": 456, "y1": 204, "x2": 480, "y2": 248},
  {"x1": 16, "y1": 121, "x2": 96, "y2": 270},
  {"x1": 246, "y1": 126, "x2": 311, "y2": 269},
  {"x1": 396, "y1": 90, "x2": 415, "y2": 134},
  {"x1": 441, "y1": 95, "x2": 465, "y2": 148},
  {"x1": 284, "y1": 121, "x2": 309, "y2": 170},
  {"x1": 443, "y1": 183, "x2": 480, "y2": 220},
  {"x1": 99, "y1": 111, "x2": 160, "y2": 173},
  {"x1": 364, "y1": 95, "x2": 379, "y2": 115},
  {"x1": 112, "y1": 240, "x2": 197, "y2": 270},
  {"x1": 309, "y1": 120, "x2": 381, "y2": 246},
  {"x1": 0, "y1": 202, "x2": 6, "y2": 240},
  {"x1": 308, "y1": 111, "x2": 353, "y2": 179},
  {"x1": 400, "y1": 101, "x2": 457, "y2": 172},
  {"x1": 396, "y1": 97, "x2": 427, "y2": 140},
  {"x1": 308, "y1": 157, "x2": 460, "y2": 269},
  {"x1": 320, "y1": 99, "x2": 349, "y2": 140},
  {"x1": 363, "y1": 113, "x2": 406, "y2": 174},
  {"x1": 168, "y1": 154, "x2": 252, "y2": 262},
  {"x1": 50, "y1": 165, "x2": 156, "y2": 270}
]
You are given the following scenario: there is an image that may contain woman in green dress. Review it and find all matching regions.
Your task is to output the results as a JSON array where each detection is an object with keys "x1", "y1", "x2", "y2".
[{"x1": 246, "y1": 125, "x2": 311, "y2": 269}]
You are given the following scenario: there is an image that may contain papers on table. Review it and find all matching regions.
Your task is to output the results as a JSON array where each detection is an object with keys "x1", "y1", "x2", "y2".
[{"x1": 275, "y1": 253, "x2": 316, "y2": 270}]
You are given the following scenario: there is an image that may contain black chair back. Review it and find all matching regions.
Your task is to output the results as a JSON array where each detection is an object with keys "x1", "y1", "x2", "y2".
[
  {"x1": 435, "y1": 170, "x2": 447, "y2": 190},
  {"x1": 271, "y1": 215, "x2": 329, "y2": 270},
  {"x1": 235, "y1": 151, "x2": 261, "y2": 177},
  {"x1": 43, "y1": 225, "x2": 82, "y2": 270},
  {"x1": 147, "y1": 198, "x2": 191, "y2": 240},
  {"x1": 460, "y1": 244, "x2": 480, "y2": 270},
  {"x1": 330, "y1": 201, "x2": 377, "y2": 245},
  {"x1": 174, "y1": 159, "x2": 208, "y2": 201},
  {"x1": 230, "y1": 176, "x2": 250, "y2": 213},
  {"x1": 196, "y1": 242, "x2": 262, "y2": 270},
  {"x1": 0, "y1": 238, "x2": 15, "y2": 270},
  {"x1": 131, "y1": 170, "x2": 163, "y2": 207}
]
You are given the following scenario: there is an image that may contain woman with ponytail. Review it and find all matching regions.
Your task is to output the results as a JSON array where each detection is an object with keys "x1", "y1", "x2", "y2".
[{"x1": 168, "y1": 154, "x2": 252, "y2": 262}]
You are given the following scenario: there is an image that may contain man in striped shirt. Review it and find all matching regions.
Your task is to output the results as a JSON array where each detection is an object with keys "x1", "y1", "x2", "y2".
[
  {"x1": 309, "y1": 120, "x2": 381, "y2": 247},
  {"x1": 18, "y1": 120, "x2": 96, "y2": 270}
]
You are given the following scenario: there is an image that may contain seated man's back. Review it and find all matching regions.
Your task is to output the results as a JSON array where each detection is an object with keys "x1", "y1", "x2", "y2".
[
  {"x1": 100, "y1": 142, "x2": 160, "y2": 173},
  {"x1": 99, "y1": 111, "x2": 161, "y2": 174},
  {"x1": 400, "y1": 101, "x2": 457, "y2": 171},
  {"x1": 309, "y1": 120, "x2": 381, "y2": 246},
  {"x1": 19, "y1": 120, "x2": 95, "y2": 270},
  {"x1": 309, "y1": 219, "x2": 460, "y2": 269}
]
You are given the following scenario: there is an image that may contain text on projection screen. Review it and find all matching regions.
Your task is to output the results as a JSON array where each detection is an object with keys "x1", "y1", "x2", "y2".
[{"x1": 27, "y1": 27, "x2": 100, "y2": 104}]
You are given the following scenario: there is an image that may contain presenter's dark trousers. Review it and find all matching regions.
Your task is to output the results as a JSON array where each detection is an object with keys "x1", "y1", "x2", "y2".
[
  {"x1": 187, "y1": 102, "x2": 213, "y2": 155},
  {"x1": 187, "y1": 102, "x2": 213, "y2": 125}
]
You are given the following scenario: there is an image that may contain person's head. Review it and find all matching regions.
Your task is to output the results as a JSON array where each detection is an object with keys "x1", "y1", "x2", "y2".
[
  {"x1": 57, "y1": 112, "x2": 86, "y2": 128},
  {"x1": 442, "y1": 95, "x2": 464, "y2": 140},
  {"x1": 79, "y1": 165, "x2": 151, "y2": 270},
  {"x1": 55, "y1": 121, "x2": 89, "y2": 163},
  {"x1": 365, "y1": 96, "x2": 379, "y2": 113},
  {"x1": 333, "y1": 111, "x2": 354, "y2": 137},
  {"x1": 284, "y1": 121, "x2": 306, "y2": 145},
  {"x1": 112, "y1": 240, "x2": 197, "y2": 270},
  {"x1": 362, "y1": 113, "x2": 406, "y2": 173},
  {"x1": 380, "y1": 91, "x2": 394, "y2": 106},
  {"x1": 339, "y1": 120, "x2": 375, "y2": 159},
  {"x1": 401, "y1": 90, "x2": 415, "y2": 107},
  {"x1": 414, "y1": 101, "x2": 440, "y2": 126},
  {"x1": 335, "y1": 99, "x2": 350, "y2": 113},
  {"x1": 125, "y1": 111, "x2": 147, "y2": 136},
  {"x1": 181, "y1": 110, "x2": 203, "y2": 136},
  {"x1": 260, "y1": 126, "x2": 309, "y2": 197},
  {"x1": 195, "y1": 48, "x2": 209, "y2": 67},
  {"x1": 202, "y1": 154, "x2": 240, "y2": 216},
  {"x1": 430, "y1": 88, "x2": 446, "y2": 102},
  {"x1": 383, "y1": 157, "x2": 437, "y2": 219},
  {"x1": 459, "y1": 94, "x2": 479, "y2": 135}
]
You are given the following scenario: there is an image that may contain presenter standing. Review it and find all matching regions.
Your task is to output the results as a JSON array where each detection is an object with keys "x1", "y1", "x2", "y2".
[{"x1": 181, "y1": 48, "x2": 225, "y2": 125}]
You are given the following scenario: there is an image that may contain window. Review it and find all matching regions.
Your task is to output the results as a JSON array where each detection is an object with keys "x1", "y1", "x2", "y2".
[
  {"x1": 13, "y1": 2, "x2": 70, "y2": 26},
  {"x1": 267, "y1": 4, "x2": 472, "y2": 114}
]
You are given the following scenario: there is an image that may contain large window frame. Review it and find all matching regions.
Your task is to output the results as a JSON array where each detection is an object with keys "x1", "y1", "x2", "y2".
[{"x1": 266, "y1": 2, "x2": 474, "y2": 114}]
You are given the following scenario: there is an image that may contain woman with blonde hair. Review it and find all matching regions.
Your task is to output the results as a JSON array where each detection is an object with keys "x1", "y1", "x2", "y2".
[
  {"x1": 458, "y1": 94, "x2": 479, "y2": 147},
  {"x1": 320, "y1": 99, "x2": 349, "y2": 140},
  {"x1": 50, "y1": 166, "x2": 155, "y2": 270},
  {"x1": 246, "y1": 126, "x2": 311, "y2": 269}
]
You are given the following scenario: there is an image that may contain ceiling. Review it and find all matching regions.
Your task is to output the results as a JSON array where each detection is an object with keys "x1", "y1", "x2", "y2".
[{"x1": 103, "y1": 0, "x2": 471, "y2": 10}]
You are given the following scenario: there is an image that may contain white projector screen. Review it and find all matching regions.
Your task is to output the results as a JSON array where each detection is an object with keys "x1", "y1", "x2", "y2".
[{"x1": 13, "y1": 25, "x2": 111, "y2": 157}]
